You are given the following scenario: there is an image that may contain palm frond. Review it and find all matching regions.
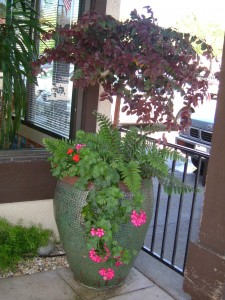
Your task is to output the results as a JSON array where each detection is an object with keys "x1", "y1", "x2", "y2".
[{"x1": 0, "y1": 0, "x2": 48, "y2": 149}]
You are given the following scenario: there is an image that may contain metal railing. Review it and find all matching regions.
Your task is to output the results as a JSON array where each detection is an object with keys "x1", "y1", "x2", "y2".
[
  {"x1": 142, "y1": 140, "x2": 209, "y2": 275},
  {"x1": 120, "y1": 126, "x2": 209, "y2": 275}
]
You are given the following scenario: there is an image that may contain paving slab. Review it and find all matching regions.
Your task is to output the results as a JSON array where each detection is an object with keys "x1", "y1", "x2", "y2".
[
  {"x1": 134, "y1": 251, "x2": 191, "y2": 300},
  {"x1": 0, "y1": 267, "x2": 174, "y2": 300},
  {"x1": 56, "y1": 267, "x2": 156, "y2": 300},
  {"x1": 109, "y1": 285, "x2": 174, "y2": 299},
  {"x1": 0, "y1": 269, "x2": 81, "y2": 300}
]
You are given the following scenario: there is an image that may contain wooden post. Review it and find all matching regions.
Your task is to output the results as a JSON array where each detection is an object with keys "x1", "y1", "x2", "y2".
[{"x1": 183, "y1": 37, "x2": 225, "y2": 300}]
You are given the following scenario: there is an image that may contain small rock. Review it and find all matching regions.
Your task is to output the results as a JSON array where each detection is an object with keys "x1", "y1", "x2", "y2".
[{"x1": 38, "y1": 242, "x2": 54, "y2": 256}]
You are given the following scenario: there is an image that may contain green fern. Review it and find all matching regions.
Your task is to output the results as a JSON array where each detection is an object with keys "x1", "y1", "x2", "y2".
[
  {"x1": 75, "y1": 130, "x2": 98, "y2": 148},
  {"x1": 160, "y1": 174, "x2": 194, "y2": 195},
  {"x1": 158, "y1": 147, "x2": 186, "y2": 163},
  {"x1": 120, "y1": 160, "x2": 142, "y2": 194},
  {"x1": 43, "y1": 112, "x2": 194, "y2": 194},
  {"x1": 43, "y1": 137, "x2": 75, "y2": 179},
  {"x1": 140, "y1": 123, "x2": 167, "y2": 134},
  {"x1": 43, "y1": 137, "x2": 74, "y2": 157},
  {"x1": 93, "y1": 111, "x2": 122, "y2": 159},
  {"x1": 121, "y1": 126, "x2": 147, "y2": 162}
]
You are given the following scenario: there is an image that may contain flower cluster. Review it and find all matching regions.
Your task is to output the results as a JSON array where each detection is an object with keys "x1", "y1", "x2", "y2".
[
  {"x1": 114, "y1": 256, "x2": 124, "y2": 267},
  {"x1": 66, "y1": 144, "x2": 86, "y2": 163},
  {"x1": 89, "y1": 227, "x2": 126, "y2": 272},
  {"x1": 76, "y1": 144, "x2": 86, "y2": 151},
  {"x1": 87, "y1": 215, "x2": 146, "y2": 280},
  {"x1": 90, "y1": 227, "x2": 105, "y2": 238},
  {"x1": 99, "y1": 268, "x2": 115, "y2": 281},
  {"x1": 131, "y1": 210, "x2": 147, "y2": 227},
  {"x1": 89, "y1": 244, "x2": 110, "y2": 263}
]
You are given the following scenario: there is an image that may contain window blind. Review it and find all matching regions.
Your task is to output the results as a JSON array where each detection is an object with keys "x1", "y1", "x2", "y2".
[{"x1": 27, "y1": 0, "x2": 80, "y2": 138}]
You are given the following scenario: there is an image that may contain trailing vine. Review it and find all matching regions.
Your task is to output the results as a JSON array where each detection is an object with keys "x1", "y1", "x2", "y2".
[
  {"x1": 33, "y1": 7, "x2": 214, "y2": 130},
  {"x1": 44, "y1": 112, "x2": 193, "y2": 281}
]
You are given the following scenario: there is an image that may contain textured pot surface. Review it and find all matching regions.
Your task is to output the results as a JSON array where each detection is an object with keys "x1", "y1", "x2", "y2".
[{"x1": 53, "y1": 178, "x2": 153, "y2": 289}]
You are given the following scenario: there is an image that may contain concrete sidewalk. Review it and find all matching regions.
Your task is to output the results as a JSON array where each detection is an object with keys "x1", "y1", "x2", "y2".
[{"x1": 0, "y1": 267, "x2": 174, "y2": 300}]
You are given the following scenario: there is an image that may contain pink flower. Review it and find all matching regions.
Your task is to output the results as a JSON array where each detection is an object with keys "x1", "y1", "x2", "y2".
[
  {"x1": 90, "y1": 227, "x2": 105, "y2": 238},
  {"x1": 99, "y1": 268, "x2": 115, "y2": 280},
  {"x1": 114, "y1": 255, "x2": 124, "y2": 267},
  {"x1": 96, "y1": 228, "x2": 104, "y2": 237},
  {"x1": 115, "y1": 261, "x2": 124, "y2": 267},
  {"x1": 88, "y1": 244, "x2": 110, "y2": 263},
  {"x1": 131, "y1": 210, "x2": 146, "y2": 227},
  {"x1": 75, "y1": 144, "x2": 86, "y2": 151},
  {"x1": 89, "y1": 248, "x2": 102, "y2": 263},
  {"x1": 90, "y1": 228, "x2": 96, "y2": 236}
]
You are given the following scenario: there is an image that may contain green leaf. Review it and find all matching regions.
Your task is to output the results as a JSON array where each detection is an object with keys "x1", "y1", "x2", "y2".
[{"x1": 74, "y1": 69, "x2": 83, "y2": 79}]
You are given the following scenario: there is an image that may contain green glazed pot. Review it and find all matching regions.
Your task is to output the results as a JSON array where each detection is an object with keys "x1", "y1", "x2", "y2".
[{"x1": 53, "y1": 177, "x2": 154, "y2": 290}]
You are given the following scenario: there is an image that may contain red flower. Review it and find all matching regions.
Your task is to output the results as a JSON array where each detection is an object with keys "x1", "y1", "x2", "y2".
[
  {"x1": 73, "y1": 154, "x2": 80, "y2": 162},
  {"x1": 67, "y1": 148, "x2": 74, "y2": 155}
]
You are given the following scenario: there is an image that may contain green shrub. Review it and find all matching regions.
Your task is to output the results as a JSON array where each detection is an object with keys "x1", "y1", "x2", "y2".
[{"x1": 0, "y1": 218, "x2": 54, "y2": 271}]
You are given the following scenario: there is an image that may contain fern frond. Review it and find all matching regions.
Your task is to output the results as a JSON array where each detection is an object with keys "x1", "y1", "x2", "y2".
[
  {"x1": 160, "y1": 174, "x2": 195, "y2": 195},
  {"x1": 141, "y1": 123, "x2": 167, "y2": 134},
  {"x1": 139, "y1": 151, "x2": 169, "y2": 179},
  {"x1": 43, "y1": 137, "x2": 74, "y2": 160},
  {"x1": 158, "y1": 147, "x2": 186, "y2": 163},
  {"x1": 93, "y1": 111, "x2": 122, "y2": 159},
  {"x1": 120, "y1": 160, "x2": 142, "y2": 194},
  {"x1": 75, "y1": 130, "x2": 98, "y2": 148},
  {"x1": 94, "y1": 111, "x2": 113, "y2": 130},
  {"x1": 121, "y1": 126, "x2": 147, "y2": 162},
  {"x1": 43, "y1": 137, "x2": 75, "y2": 178}
]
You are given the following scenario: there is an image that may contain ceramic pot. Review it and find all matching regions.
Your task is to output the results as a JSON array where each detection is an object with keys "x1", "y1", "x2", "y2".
[{"x1": 53, "y1": 177, "x2": 153, "y2": 289}]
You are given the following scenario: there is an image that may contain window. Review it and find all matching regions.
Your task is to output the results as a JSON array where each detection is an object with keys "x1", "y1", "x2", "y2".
[{"x1": 27, "y1": 0, "x2": 80, "y2": 138}]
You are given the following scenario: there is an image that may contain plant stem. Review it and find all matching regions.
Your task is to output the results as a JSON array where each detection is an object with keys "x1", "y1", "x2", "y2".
[{"x1": 113, "y1": 95, "x2": 121, "y2": 128}]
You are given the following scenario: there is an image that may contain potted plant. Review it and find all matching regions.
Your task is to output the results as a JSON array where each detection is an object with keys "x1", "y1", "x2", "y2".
[
  {"x1": 0, "y1": 0, "x2": 46, "y2": 149},
  {"x1": 32, "y1": 7, "x2": 213, "y2": 129},
  {"x1": 34, "y1": 6, "x2": 214, "y2": 289},
  {"x1": 44, "y1": 111, "x2": 192, "y2": 289}
]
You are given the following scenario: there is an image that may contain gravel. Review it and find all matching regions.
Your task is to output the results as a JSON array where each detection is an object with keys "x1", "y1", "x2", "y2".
[{"x1": 0, "y1": 244, "x2": 69, "y2": 279}]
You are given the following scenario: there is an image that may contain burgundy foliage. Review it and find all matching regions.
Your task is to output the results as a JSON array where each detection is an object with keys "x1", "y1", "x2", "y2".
[{"x1": 32, "y1": 7, "x2": 214, "y2": 129}]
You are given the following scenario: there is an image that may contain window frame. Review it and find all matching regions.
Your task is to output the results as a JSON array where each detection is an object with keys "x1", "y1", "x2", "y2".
[{"x1": 24, "y1": 0, "x2": 87, "y2": 140}]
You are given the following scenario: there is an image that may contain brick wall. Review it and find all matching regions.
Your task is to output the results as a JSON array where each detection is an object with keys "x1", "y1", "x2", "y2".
[{"x1": 0, "y1": 150, "x2": 56, "y2": 203}]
